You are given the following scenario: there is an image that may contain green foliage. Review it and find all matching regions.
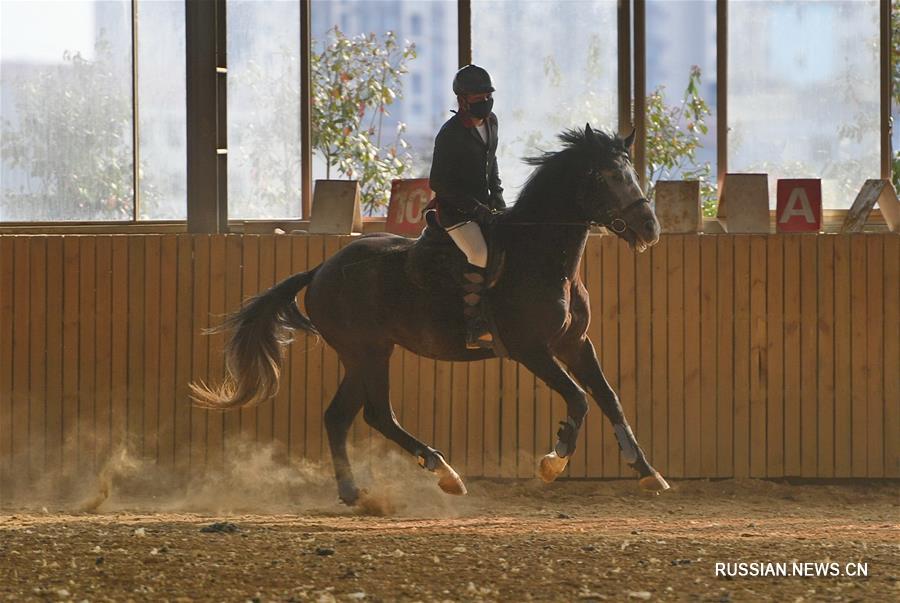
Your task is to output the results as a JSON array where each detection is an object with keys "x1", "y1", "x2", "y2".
[
  {"x1": 644, "y1": 66, "x2": 717, "y2": 217},
  {"x1": 1, "y1": 34, "x2": 155, "y2": 220},
  {"x1": 311, "y1": 27, "x2": 416, "y2": 215}
]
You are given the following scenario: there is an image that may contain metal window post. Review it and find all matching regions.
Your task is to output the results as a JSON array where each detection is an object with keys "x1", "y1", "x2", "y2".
[
  {"x1": 881, "y1": 0, "x2": 891, "y2": 181},
  {"x1": 633, "y1": 0, "x2": 646, "y2": 191},
  {"x1": 186, "y1": 0, "x2": 227, "y2": 233},
  {"x1": 618, "y1": 0, "x2": 633, "y2": 139},
  {"x1": 459, "y1": 0, "x2": 471, "y2": 67},
  {"x1": 301, "y1": 0, "x2": 312, "y2": 219},
  {"x1": 716, "y1": 0, "x2": 727, "y2": 192}
]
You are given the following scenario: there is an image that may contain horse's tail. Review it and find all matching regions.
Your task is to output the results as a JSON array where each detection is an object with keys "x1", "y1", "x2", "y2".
[{"x1": 189, "y1": 268, "x2": 320, "y2": 410}]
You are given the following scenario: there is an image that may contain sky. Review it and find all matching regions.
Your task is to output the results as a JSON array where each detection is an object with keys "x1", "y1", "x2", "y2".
[{"x1": 1, "y1": 0, "x2": 99, "y2": 64}]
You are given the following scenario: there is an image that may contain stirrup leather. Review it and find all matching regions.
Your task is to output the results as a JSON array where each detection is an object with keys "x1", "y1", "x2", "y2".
[{"x1": 462, "y1": 270, "x2": 493, "y2": 349}]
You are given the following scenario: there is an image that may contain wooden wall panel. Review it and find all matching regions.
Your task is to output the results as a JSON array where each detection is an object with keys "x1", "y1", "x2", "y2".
[
  {"x1": 28, "y1": 238, "x2": 46, "y2": 477},
  {"x1": 666, "y1": 235, "x2": 685, "y2": 478},
  {"x1": 173, "y1": 235, "x2": 193, "y2": 475},
  {"x1": 833, "y1": 236, "x2": 852, "y2": 477},
  {"x1": 699, "y1": 237, "x2": 717, "y2": 476},
  {"x1": 765, "y1": 236, "x2": 784, "y2": 476},
  {"x1": 817, "y1": 236, "x2": 835, "y2": 478},
  {"x1": 0, "y1": 233, "x2": 896, "y2": 492},
  {"x1": 682, "y1": 236, "x2": 701, "y2": 477},
  {"x1": 157, "y1": 235, "x2": 177, "y2": 468},
  {"x1": 601, "y1": 236, "x2": 621, "y2": 477},
  {"x1": 0, "y1": 238, "x2": 12, "y2": 492},
  {"x1": 650, "y1": 240, "x2": 668, "y2": 476},
  {"x1": 12, "y1": 238, "x2": 30, "y2": 477},
  {"x1": 800, "y1": 236, "x2": 818, "y2": 477},
  {"x1": 44, "y1": 238, "x2": 64, "y2": 482},
  {"x1": 143, "y1": 236, "x2": 160, "y2": 466},
  {"x1": 61, "y1": 238, "x2": 79, "y2": 479},
  {"x1": 783, "y1": 236, "x2": 801, "y2": 476},
  {"x1": 715, "y1": 237, "x2": 734, "y2": 478},
  {"x1": 884, "y1": 235, "x2": 900, "y2": 478},
  {"x1": 189, "y1": 235, "x2": 209, "y2": 475}
]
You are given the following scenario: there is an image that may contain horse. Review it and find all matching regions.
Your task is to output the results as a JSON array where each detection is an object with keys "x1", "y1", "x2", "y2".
[{"x1": 190, "y1": 124, "x2": 669, "y2": 505}]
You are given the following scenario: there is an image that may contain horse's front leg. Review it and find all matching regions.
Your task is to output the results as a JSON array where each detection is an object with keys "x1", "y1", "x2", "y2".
[
  {"x1": 562, "y1": 337, "x2": 669, "y2": 492},
  {"x1": 361, "y1": 353, "x2": 467, "y2": 497},
  {"x1": 515, "y1": 350, "x2": 591, "y2": 482}
]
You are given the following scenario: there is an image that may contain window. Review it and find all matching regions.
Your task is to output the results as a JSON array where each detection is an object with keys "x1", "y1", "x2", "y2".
[
  {"x1": 0, "y1": 0, "x2": 186, "y2": 222},
  {"x1": 1, "y1": 0, "x2": 134, "y2": 221},
  {"x1": 472, "y1": 0, "x2": 618, "y2": 202},
  {"x1": 647, "y1": 0, "x2": 717, "y2": 213},
  {"x1": 137, "y1": 0, "x2": 187, "y2": 220},
  {"x1": 728, "y1": 1, "x2": 880, "y2": 209},
  {"x1": 311, "y1": 0, "x2": 457, "y2": 217},
  {"x1": 227, "y1": 0, "x2": 303, "y2": 220}
]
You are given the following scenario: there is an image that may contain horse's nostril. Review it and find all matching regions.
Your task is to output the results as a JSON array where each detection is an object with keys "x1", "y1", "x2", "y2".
[{"x1": 644, "y1": 220, "x2": 657, "y2": 234}]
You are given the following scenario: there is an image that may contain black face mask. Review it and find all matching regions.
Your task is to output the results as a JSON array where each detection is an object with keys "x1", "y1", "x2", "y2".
[{"x1": 467, "y1": 97, "x2": 493, "y2": 119}]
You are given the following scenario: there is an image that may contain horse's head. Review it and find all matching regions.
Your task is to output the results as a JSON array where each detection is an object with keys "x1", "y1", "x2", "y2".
[{"x1": 576, "y1": 124, "x2": 660, "y2": 252}]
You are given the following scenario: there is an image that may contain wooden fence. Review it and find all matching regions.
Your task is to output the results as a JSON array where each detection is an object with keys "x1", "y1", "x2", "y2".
[{"x1": 0, "y1": 233, "x2": 897, "y2": 491}]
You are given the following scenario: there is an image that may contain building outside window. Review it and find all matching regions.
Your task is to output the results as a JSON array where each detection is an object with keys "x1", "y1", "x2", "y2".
[
  {"x1": 471, "y1": 0, "x2": 618, "y2": 202},
  {"x1": 728, "y1": 1, "x2": 880, "y2": 209}
]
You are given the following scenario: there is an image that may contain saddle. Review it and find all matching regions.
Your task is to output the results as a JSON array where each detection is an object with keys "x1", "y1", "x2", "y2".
[{"x1": 405, "y1": 210, "x2": 508, "y2": 357}]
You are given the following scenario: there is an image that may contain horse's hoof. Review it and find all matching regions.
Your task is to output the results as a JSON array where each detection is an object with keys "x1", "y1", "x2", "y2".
[
  {"x1": 438, "y1": 472, "x2": 467, "y2": 495},
  {"x1": 538, "y1": 451, "x2": 568, "y2": 483},
  {"x1": 338, "y1": 481, "x2": 364, "y2": 506},
  {"x1": 639, "y1": 472, "x2": 670, "y2": 493},
  {"x1": 433, "y1": 455, "x2": 467, "y2": 495}
]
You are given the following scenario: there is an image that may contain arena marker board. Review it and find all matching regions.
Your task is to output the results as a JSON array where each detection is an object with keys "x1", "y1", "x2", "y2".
[
  {"x1": 841, "y1": 179, "x2": 900, "y2": 233},
  {"x1": 716, "y1": 173, "x2": 770, "y2": 233},
  {"x1": 654, "y1": 180, "x2": 702, "y2": 233},
  {"x1": 776, "y1": 179, "x2": 821, "y2": 232},
  {"x1": 386, "y1": 178, "x2": 434, "y2": 237},
  {"x1": 309, "y1": 180, "x2": 363, "y2": 234}
]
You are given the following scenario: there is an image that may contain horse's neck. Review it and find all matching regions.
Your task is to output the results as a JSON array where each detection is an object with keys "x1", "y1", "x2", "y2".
[
  {"x1": 501, "y1": 221, "x2": 589, "y2": 282},
  {"x1": 500, "y1": 165, "x2": 590, "y2": 281}
]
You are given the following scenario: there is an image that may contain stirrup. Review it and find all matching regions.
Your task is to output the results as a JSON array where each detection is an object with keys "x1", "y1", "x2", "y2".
[{"x1": 466, "y1": 328, "x2": 494, "y2": 350}]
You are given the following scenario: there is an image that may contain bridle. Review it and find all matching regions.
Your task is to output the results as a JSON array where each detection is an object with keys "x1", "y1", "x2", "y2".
[
  {"x1": 596, "y1": 197, "x2": 651, "y2": 234},
  {"x1": 577, "y1": 166, "x2": 651, "y2": 234}
]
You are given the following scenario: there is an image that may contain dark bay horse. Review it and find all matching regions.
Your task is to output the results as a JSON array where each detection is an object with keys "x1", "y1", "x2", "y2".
[{"x1": 191, "y1": 124, "x2": 669, "y2": 505}]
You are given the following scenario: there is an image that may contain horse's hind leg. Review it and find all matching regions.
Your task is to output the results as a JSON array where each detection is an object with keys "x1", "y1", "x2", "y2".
[
  {"x1": 324, "y1": 368, "x2": 365, "y2": 505},
  {"x1": 361, "y1": 352, "x2": 466, "y2": 496},
  {"x1": 563, "y1": 337, "x2": 669, "y2": 492}
]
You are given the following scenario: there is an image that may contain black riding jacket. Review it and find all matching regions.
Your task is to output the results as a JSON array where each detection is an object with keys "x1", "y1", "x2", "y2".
[{"x1": 428, "y1": 112, "x2": 505, "y2": 227}]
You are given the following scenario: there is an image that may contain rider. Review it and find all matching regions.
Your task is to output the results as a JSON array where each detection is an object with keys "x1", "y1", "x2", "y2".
[{"x1": 428, "y1": 64, "x2": 505, "y2": 350}]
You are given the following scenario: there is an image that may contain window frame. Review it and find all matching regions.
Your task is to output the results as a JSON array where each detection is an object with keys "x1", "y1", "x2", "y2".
[{"x1": 0, "y1": 0, "x2": 893, "y2": 233}]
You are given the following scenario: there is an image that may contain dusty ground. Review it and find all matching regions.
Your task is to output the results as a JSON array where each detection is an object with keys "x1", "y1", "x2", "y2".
[{"x1": 1, "y1": 465, "x2": 898, "y2": 603}]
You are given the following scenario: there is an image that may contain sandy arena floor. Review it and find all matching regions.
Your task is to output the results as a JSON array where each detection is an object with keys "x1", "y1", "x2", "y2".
[{"x1": 1, "y1": 462, "x2": 898, "y2": 603}]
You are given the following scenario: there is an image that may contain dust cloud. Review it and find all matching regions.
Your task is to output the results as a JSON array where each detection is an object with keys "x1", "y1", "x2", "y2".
[{"x1": 1, "y1": 432, "x2": 468, "y2": 518}]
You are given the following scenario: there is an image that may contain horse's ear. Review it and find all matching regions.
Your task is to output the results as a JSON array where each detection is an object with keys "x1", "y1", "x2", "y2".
[
  {"x1": 585, "y1": 123, "x2": 594, "y2": 140},
  {"x1": 624, "y1": 129, "x2": 636, "y2": 150}
]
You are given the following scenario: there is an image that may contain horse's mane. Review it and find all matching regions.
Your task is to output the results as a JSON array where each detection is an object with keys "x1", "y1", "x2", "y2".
[{"x1": 508, "y1": 126, "x2": 626, "y2": 216}]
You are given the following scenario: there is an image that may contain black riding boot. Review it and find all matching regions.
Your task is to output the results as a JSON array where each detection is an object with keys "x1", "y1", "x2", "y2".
[{"x1": 462, "y1": 267, "x2": 493, "y2": 350}]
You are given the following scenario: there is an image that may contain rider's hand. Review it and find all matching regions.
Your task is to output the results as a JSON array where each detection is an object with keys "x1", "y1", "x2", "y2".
[{"x1": 473, "y1": 202, "x2": 495, "y2": 224}]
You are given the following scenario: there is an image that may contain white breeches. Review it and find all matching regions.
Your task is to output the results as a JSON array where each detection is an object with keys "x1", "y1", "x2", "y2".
[{"x1": 446, "y1": 221, "x2": 488, "y2": 268}]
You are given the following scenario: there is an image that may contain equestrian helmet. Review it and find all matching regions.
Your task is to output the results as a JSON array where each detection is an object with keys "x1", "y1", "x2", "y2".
[{"x1": 452, "y1": 64, "x2": 495, "y2": 95}]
